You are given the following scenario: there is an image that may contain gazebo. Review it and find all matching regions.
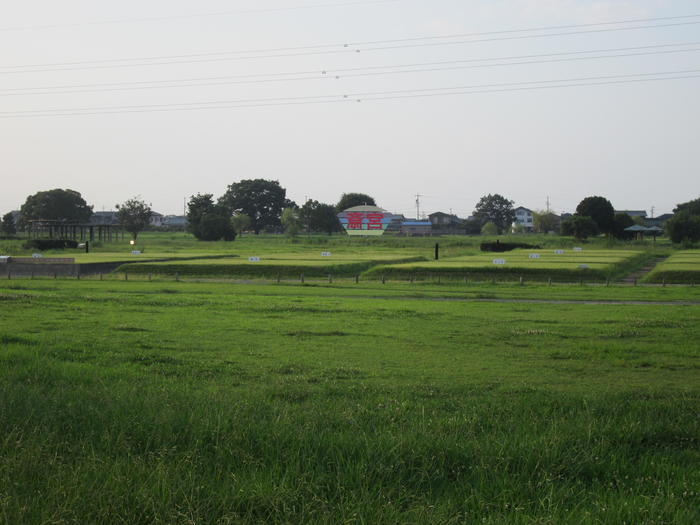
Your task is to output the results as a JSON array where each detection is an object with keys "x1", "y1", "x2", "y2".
[{"x1": 624, "y1": 224, "x2": 664, "y2": 243}]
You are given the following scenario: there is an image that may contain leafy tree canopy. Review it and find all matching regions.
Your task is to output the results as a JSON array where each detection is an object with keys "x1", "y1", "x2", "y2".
[
  {"x1": 187, "y1": 194, "x2": 235, "y2": 241},
  {"x1": 480, "y1": 221, "x2": 499, "y2": 236},
  {"x1": 561, "y1": 215, "x2": 599, "y2": 241},
  {"x1": 1, "y1": 213, "x2": 16, "y2": 236},
  {"x1": 336, "y1": 193, "x2": 376, "y2": 212},
  {"x1": 281, "y1": 207, "x2": 302, "y2": 237},
  {"x1": 116, "y1": 197, "x2": 152, "y2": 240},
  {"x1": 612, "y1": 213, "x2": 635, "y2": 240},
  {"x1": 673, "y1": 197, "x2": 700, "y2": 216},
  {"x1": 666, "y1": 212, "x2": 700, "y2": 244},
  {"x1": 575, "y1": 196, "x2": 614, "y2": 234},
  {"x1": 19, "y1": 189, "x2": 92, "y2": 226},
  {"x1": 231, "y1": 214, "x2": 251, "y2": 235},
  {"x1": 218, "y1": 179, "x2": 288, "y2": 234},
  {"x1": 301, "y1": 200, "x2": 341, "y2": 235},
  {"x1": 473, "y1": 194, "x2": 515, "y2": 234},
  {"x1": 532, "y1": 210, "x2": 561, "y2": 234}
]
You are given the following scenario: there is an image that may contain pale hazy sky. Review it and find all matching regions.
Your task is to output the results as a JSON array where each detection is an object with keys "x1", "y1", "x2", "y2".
[{"x1": 1, "y1": 0, "x2": 698, "y2": 218}]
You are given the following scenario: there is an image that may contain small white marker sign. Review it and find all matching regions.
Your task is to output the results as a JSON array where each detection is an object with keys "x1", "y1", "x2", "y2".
[
  {"x1": 574, "y1": 247, "x2": 583, "y2": 252},
  {"x1": 32, "y1": 253, "x2": 43, "y2": 258},
  {"x1": 248, "y1": 256, "x2": 261, "y2": 262},
  {"x1": 321, "y1": 252, "x2": 332, "y2": 257},
  {"x1": 554, "y1": 250, "x2": 565, "y2": 255},
  {"x1": 579, "y1": 264, "x2": 589, "y2": 269},
  {"x1": 492, "y1": 259, "x2": 506, "y2": 265},
  {"x1": 131, "y1": 250, "x2": 141, "y2": 255},
  {"x1": 528, "y1": 254, "x2": 541, "y2": 259}
]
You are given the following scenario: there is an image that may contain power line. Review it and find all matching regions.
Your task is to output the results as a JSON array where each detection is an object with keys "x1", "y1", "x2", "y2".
[
  {"x1": 0, "y1": 0, "x2": 406, "y2": 32},
  {"x1": 2, "y1": 43, "x2": 698, "y2": 97},
  {"x1": 2, "y1": 18, "x2": 700, "y2": 74},
  {"x1": 1, "y1": 69, "x2": 696, "y2": 118}
]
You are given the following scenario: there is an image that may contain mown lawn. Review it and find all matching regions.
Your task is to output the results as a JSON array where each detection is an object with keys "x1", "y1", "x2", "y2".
[{"x1": 0, "y1": 279, "x2": 698, "y2": 524}]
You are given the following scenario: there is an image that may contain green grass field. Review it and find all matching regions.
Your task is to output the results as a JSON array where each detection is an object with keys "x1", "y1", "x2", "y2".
[
  {"x1": 1, "y1": 278, "x2": 698, "y2": 524},
  {"x1": 644, "y1": 250, "x2": 700, "y2": 284},
  {"x1": 364, "y1": 249, "x2": 650, "y2": 282}
]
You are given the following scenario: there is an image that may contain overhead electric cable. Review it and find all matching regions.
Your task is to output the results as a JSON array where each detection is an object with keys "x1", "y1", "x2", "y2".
[
  {"x1": 2, "y1": 43, "x2": 699, "y2": 97},
  {"x1": 0, "y1": 0, "x2": 406, "y2": 32},
  {"x1": 1, "y1": 69, "x2": 696, "y2": 118},
  {"x1": 1, "y1": 18, "x2": 699, "y2": 74}
]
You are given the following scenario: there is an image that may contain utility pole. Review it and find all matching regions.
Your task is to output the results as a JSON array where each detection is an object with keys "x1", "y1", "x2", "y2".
[
  {"x1": 546, "y1": 196, "x2": 551, "y2": 213},
  {"x1": 415, "y1": 194, "x2": 422, "y2": 220},
  {"x1": 650, "y1": 206, "x2": 655, "y2": 218}
]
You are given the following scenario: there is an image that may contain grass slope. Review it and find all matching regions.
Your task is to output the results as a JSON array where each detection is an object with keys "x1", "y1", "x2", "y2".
[{"x1": 644, "y1": 250, "x2": 700, "y2": 284}]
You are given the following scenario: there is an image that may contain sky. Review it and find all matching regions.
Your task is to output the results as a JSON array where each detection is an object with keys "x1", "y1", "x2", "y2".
[{"x1": 1, "y1": 0, "x2": 698, "y2": 218}]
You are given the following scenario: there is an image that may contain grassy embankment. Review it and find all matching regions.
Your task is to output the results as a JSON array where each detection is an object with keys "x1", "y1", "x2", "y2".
[
  {"x1": 0, "y1": 279, "x2": 698, "y2": 524},
  {"x1": 644, "y1": 250, "x2": 700, "y2": 284}
]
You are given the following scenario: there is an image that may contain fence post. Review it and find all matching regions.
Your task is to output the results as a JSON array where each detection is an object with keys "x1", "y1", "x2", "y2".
[
  {"x1": 148, "y1": 273, "x2": 152, "y2": 282},
  {"x1": 633, "y1": 278, "x2": 637, "y2": 286},
  {"x1": 519, "y1": 276, "x2": 523, "y2": 286},
  {"x1": 382, "y1": 275, "x2": 386, "y2": 284},
  {"x1": 276, "y1": 273, "x2": 281, "y2": 284},
  {"x1": 354, "y1": 274, "x2": 359, "y2": 284},
  {"x1": 548, "y1": 278, "x2": 552, "y2": 286},
  {"x1": 605, "y1": 278, "x2": 610, "y2": 287},
  {"x1": 662, "y1": 278, "x2": 666, "y2": 287},
  {"x1": 124, "y1": 272, "x2": 128, "y2": 281},
  {"x1": 99, "y1": 273, "x2": 103, "y2": 281},
  {"x1": 175, "y1": 272, "x2": 179, "y2": 282},
  {"x1": 300, "y1": 273, "x2": 304, "y2": 283},
  {"x1": 328, "y1": 273, "x2": 332, "y2": 284}
]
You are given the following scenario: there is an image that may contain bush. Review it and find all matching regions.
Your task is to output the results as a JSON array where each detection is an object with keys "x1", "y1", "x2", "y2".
[
  {"x1": 23, "y1": 239, "x2": 78, "y2": 250},
  {"x1": 665, "y1": 212, "x2": 700, "y2": 244}
]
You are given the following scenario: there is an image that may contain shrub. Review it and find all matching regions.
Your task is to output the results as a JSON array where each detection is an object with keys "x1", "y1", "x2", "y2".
[{"x1": 23, "y1": 239, "x2": 78, "y2": 250}]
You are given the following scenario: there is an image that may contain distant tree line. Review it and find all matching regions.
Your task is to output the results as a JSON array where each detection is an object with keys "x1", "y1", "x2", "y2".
[{"x1": 5, "y1": 185, "x2": 700, "y2": 245}]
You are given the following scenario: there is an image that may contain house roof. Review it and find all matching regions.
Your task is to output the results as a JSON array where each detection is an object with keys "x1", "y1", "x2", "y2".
[
  {"x1": 514, "y1": 206, "x2": 532, "y2": 213},
  {"x1": 402, "y1": 221, "x2": 432, "y2": 226}
]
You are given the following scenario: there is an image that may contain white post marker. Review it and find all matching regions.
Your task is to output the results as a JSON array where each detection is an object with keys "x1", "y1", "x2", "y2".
[
  {"x1": 554, "y1": 250, "x2": 565, "y2": 255},
  {"x1": 492, "y1": 259, "x2": 506, "y2": 265},
  {"x1": 248, "y1": 256, "x2": 261, "y2": 262},
  {"x1": 131, "y1": 250, "x2": 141, "y2": 255},
  {"x1": 578, "y1": 264, "x2": 589, "y2": 269},
  {"x1": 528, "y1": 254, "x2": 541, "y2": 259},
  {"x1": 321, "y1": 252, "x2": 332, "y2": 257},
  {"x1": 32, "y1": 253, "x2": 43, "y2": 258},
  {"x1": 574, "y1": 247, "x2": 583, "y2": 251}
]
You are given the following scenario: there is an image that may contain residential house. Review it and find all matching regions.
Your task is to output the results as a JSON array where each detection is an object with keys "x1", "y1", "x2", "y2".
[
  {"x1": 400, "y1": 221, "x2": 432, "y2": 236},
  {"x1": 513, "y1": 207, "x2": 534, "y2": 231}
]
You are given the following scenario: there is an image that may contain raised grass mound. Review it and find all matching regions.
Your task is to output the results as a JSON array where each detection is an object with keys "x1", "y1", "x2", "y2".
[
  {"x1": 363, "y1": 249, "x2": 650, "y2": 282},
  {"x1": 643, "y1": 250, "x2": 700, "y2": 284}
]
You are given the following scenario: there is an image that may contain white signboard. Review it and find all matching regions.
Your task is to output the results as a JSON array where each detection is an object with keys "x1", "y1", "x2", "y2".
[
  {"x1": 0, "y1": 256, "x2": 9, "y2": 263},
  {"x1": 321, "y1": 252, "x2": 332, "y2": 257},
  {"x1": 32, "y1": 253, "x2": 43, "y2": 258},
  {"x1": 131, "y1": 250, "x2": 141, "y2": 255},
  {"x1": 578, "y1": 264, "x2": 589, "y2": 269},
  {"x1": 528, "y1": 254, "x2": 541, "y2": 259},
  {"x1": 554, "y1": 250, "x2": 565, "y2": 255},
  {"x1": 574, "y1": 247, "x2": 583, "y2": 252},
  {"x1": 492, "y1": 259, "x2": 506, "y2": 265},
  {"x1": 248, "y1": 256, "x2": 261, "y2": 262}
]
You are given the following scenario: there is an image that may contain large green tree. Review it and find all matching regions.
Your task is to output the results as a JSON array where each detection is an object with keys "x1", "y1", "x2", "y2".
[
  {"x1": 19, "y1": 189, "x2": 93, "y2": 226},
  {"x1": 666, "y1": 212, "x2": 700, "y2": 244},
  {"x1": 673, "y1": 197, "x2": 700, "y2": 216},
  {"x1": 575, "y1": 196, "x2": 615, "y2": 235},
  {"x1": 1, "y1": 212, "x2": 16, "y2": 236},
  {"x1": 218, "y1": 179, "x2": 288, "y2": 234},
  {"x1": 611, "y1": 213, "x2": 635, "y2": 240},
  {"x1": 187, "y1": 194, "x2": 235, "y2": 241},
  {"x1": 300, "y1": 200, "x2": 341, "y2": 234},
  {"x1": 336, "y1": 193, "x2": 376, "y2": 212},
  {"x1": 473, "y1": 194, "x2": 515, "y2": 234},
  {"x1": 116, "y1": 197, "x2": 152, "y2": 240},
  {"x1": 561, "y1": 215, "x2": 599, "y2": 241}
]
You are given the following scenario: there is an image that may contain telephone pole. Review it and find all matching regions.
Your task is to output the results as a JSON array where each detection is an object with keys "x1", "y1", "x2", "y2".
[{"x1": 415, "y1": 194, "x2": 422, "y2": 220}]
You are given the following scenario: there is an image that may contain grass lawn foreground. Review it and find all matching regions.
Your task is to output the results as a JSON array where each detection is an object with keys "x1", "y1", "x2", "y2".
[{"x1": 0, "y1": 277, "x2": 698, "y2": 524}]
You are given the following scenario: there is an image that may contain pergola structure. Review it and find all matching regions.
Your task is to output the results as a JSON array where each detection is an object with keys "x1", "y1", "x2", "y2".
[{"x1": 27, "y1": 220, "x2": 124, "y2": 242}]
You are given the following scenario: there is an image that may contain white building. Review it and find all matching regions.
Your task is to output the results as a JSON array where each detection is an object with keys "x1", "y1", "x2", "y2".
[{"x1": 513, "y1": 207, "x2": 534, "y2": 231}]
